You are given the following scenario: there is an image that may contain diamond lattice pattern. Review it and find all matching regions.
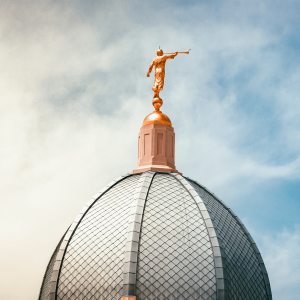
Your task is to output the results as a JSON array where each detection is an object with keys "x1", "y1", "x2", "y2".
[
  {"x1": 189, "y1": 181, "x2": 268, "y2": 300},
  {"x1": 136, "y1": 174, "x2": 217, "y2": 300},
  {"x1": 57, "y1": 174, "x2": 141, "y2": 300}
]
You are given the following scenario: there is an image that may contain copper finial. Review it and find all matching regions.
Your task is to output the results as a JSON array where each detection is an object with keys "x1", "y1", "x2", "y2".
[{"x1": 146, "y1": 49, "x2": 190, "y2": 111}]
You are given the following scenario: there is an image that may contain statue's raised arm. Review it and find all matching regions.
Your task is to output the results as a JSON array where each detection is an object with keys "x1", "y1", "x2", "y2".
[
  {"x1": 165, "y1": 51, "x2": 178, "y2": 60},
  {"x1": 147, "y1": 48, "x2": 189, "y2": 111}
]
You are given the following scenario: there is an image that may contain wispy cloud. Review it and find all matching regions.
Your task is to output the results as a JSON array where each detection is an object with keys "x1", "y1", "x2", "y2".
[{"x1": 262, "y1": 226, "x2": 300, "y2": 300}]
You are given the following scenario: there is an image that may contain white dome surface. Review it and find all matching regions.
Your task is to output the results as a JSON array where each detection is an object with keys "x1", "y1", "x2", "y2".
[{"x1": 38, "y1": 171, "x2": 272, "y2": 300}]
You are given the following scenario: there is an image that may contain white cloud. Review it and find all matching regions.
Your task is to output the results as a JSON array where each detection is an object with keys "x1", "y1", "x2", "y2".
[{"x1": 262, "y1": 226, "x2": 300, "y2": 300}]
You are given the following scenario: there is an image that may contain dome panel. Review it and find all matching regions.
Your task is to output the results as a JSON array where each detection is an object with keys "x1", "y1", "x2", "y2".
[
  {"x1": 188, "y1": 180, "x2": 271, "y2": 300},
  {"x1": 56, "y1": 175, "x2": 141, "y2": 300},
  {"x1": 136, "y1": 174, "x2": 217, "y2": 300}
]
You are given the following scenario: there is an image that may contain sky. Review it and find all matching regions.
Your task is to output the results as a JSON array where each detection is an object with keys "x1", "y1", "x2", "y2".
[{"x1": 0, "y1": 0, "x2": 300, "y2": 299}]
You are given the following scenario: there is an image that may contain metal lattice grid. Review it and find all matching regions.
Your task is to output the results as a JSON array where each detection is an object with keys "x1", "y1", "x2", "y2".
[
  {"x1": 189, "y1": 181, "x2": 268, "y2": 300},
  {"x1": 136, "y1": 173, "x2": 217, "y2": 300},
  {"x1": 56, "y1": 174, "x2": 141, "y2": 300}
]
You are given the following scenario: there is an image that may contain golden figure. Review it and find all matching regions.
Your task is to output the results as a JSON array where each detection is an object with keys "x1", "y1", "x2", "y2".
[{"x1": 147, "y1": 48, "x2": 190, "y2": 111}]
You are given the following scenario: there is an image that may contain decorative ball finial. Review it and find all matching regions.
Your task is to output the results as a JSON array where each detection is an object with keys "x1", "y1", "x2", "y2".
[{"x1": 152, "y1": 97, "x2": 163, "y2": 111}]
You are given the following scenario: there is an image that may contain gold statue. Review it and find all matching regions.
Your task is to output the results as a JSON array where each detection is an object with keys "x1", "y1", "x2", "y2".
[{"x1": 147, "y1": 48, "x2": 190, "y2": 111}]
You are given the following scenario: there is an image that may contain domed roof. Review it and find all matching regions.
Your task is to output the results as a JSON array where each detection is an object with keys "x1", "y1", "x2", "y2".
[
  {"x1": 142, "y1": 111, "x2": 172, "y2": 126},
  {"x1": 38, "y1": 171, "x2": 272, "y2": 300}
]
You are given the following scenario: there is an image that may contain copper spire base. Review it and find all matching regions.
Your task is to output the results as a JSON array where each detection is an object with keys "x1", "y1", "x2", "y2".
[
  {"x1": 132, "y1": 122, "x2": 181, "y2": 175},
  {"x1": 132, "y1": 164, "x2": 181, "y2": 174}
]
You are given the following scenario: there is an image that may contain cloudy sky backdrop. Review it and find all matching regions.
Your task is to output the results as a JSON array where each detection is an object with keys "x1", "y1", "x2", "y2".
[{"x1": 1, "y1": 0, "x2": 300, "y2": 299}]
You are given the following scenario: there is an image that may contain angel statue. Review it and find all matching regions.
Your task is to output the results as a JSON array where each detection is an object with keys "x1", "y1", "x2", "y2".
[{"x1": 147, "y1": 48, "x2": 190, "y2": 110}]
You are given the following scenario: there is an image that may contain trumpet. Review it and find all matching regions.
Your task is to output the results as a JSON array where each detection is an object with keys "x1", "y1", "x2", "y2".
[{"x1": 164, "y1": 49, "x2": 191, "y2": 55}]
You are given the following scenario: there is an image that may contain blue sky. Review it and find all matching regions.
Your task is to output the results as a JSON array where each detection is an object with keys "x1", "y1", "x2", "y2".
[{"x1": 0, "y1": 0, "x2": 300, "y2": 299}]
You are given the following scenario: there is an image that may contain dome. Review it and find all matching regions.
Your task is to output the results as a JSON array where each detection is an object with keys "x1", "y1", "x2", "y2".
[
  {"x1": 38, "y1": 171, "x2": 272, "y2": 300},
  {"x1": 142, "y1": 111, "x2": 172, "y2": 126}
]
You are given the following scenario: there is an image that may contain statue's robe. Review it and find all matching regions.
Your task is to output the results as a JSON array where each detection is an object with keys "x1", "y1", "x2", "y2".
[{"x1": 150, "y1": 56, "x2": 168, "y2": 92}]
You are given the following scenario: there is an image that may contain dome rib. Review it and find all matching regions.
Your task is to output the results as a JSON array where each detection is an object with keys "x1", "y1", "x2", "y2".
[
  {"x1": 40, "y1": 173, "x2": 133, "y2": 300},
  {"x1": 170, "y1": 173, "x2": 229, "y2": 300},
  {"x1": 56, "y1": 174, "x2": 142, "y2": 300},
  {"x1": 122, "y1": 171, "x2": 155, "y2": 297},
  {"x1": 186, "y1": 177, "x2": 272, "y2": 300},
  {"x1": 38, "y1": 232, "x2": 66, "y2": 300},
  {"x1": 136, "y1": 173, "x2": 218, "y2": 300}
]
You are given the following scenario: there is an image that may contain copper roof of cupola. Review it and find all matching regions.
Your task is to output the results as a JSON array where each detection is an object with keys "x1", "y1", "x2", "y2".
[{"x1": 38, "y1": 48, "x2": 272, "y2": 300}]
